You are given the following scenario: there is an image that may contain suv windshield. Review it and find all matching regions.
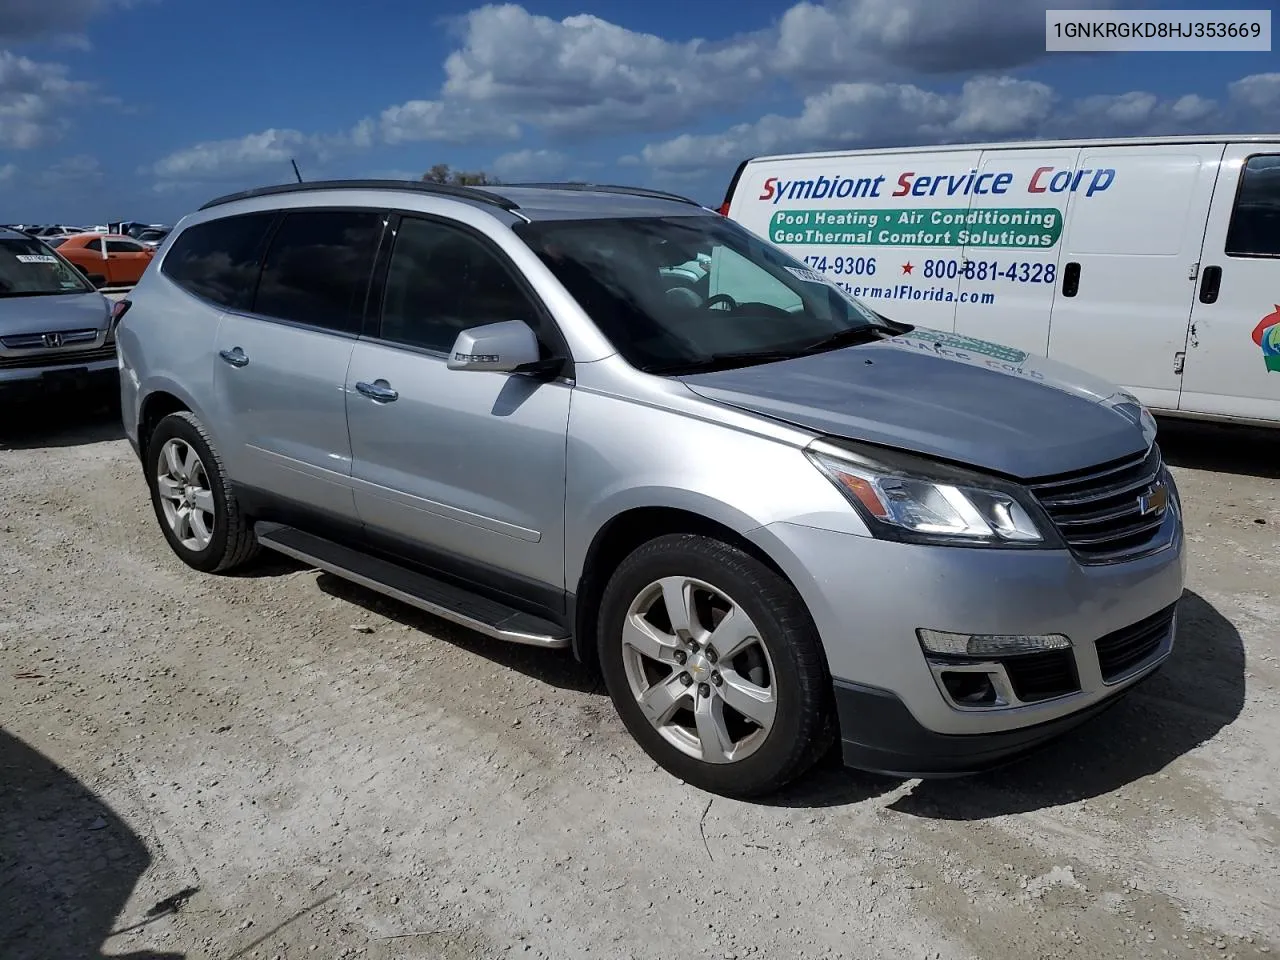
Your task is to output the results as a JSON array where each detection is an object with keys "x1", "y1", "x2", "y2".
[
  {"x1": 515, "y1": 214, "x2": 902, "y2": 373},
  {"x1": 0, "y1": 236, "x2": 94, "y2": 297}
]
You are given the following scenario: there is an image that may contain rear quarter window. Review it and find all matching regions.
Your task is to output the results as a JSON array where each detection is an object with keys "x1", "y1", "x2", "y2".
[{"x1": 161, "y1": 212, "x2": 277, "y2": 310}]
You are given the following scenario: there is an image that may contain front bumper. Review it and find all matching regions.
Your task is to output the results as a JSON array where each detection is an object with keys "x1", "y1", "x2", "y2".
[
  {"x1": 749, "y1": 505, "x2": 1186, "y2": 775},
  {"x1": 0, "y1": 357, "x2": 118, "y2": 398}
]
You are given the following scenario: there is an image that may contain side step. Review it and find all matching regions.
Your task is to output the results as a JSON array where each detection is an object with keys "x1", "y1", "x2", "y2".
[{"x1": 255, "y1": 523, "x2": 571, "y2": 649}]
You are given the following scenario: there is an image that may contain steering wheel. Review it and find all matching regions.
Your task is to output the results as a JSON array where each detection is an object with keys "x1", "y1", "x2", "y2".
[{"x1": 702, "y1": 293, "x2": 738, "y2": 311}]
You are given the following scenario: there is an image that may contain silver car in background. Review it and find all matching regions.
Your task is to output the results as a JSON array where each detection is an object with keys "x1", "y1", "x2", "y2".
[
  {"x1": 0, "y1": 227, "x2": 118, "y2": 401},
  {"x1": 115, "y1": 180, "x2": 1185, "y2": 797}
]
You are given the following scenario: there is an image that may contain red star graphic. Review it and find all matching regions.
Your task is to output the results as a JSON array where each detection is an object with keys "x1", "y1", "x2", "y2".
[{"x1": 901, "y1": 262, "x2": 914, "y2": 275}]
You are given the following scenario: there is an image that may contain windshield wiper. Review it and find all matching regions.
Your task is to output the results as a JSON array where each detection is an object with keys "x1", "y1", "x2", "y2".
[{"x1": 798, "y1": 324, "x2": 896, "y2": 355}]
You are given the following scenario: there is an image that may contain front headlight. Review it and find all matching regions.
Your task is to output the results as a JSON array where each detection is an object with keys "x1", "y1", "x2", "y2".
[{"x1": 805, "y1": 439, "x2": 1056, "y2": 547}]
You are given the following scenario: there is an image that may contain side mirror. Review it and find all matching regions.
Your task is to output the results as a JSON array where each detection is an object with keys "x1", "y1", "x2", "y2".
[{"x1": 446, "y1": 319, "x2": 545, "y2": 373}]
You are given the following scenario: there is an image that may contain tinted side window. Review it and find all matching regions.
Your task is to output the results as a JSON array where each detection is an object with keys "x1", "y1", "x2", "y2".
[
  {"x1": 380, "y1": 217, "x2": 541, "y2": 353},
  {"x1": 253, "y1": 210, "x2": 383, "y2": 334},
  {"x1": 84, "y1": 238, "x2": 103, "y2": 253},
  {"x1": 1226, "y1": 154, "x2": 1280, "y2": 257},
  {"x1": 106, "y1": 239, "x2": 145, "y2": 254},
  {"x1": 162, "y1": 212, "x2": 276, "y2": 310}
]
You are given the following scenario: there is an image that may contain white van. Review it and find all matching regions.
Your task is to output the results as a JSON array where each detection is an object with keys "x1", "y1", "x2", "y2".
[{"x1": 720, "y1": 135, "x2": 1280, "y2": 427}]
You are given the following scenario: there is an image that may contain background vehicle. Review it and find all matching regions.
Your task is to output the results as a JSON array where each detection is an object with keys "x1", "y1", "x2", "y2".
[
  {"x1": 0, "y1": 227, "x2": 119, "y2": 400},
  {"x1": 116, "y1": 180, "x2": 1184, "y2": 797},
  {"x1": 51, "y1": 232, "x2": 155, "y2": 287},
  {"x1": 721, "y1": 134, "x2": 1280, "y2": 428},
  {"x1": 136, "y1": 228, "x2": 170, "y2": 249}
]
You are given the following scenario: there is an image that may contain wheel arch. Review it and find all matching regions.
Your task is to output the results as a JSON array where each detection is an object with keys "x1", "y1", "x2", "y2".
[{"x1": 570, "y1": 503, "x2": 801, "y2": 670}]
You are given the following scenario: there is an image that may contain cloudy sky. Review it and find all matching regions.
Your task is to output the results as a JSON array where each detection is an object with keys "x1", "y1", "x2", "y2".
[{"x1": 0, "y1": 0, "x2": 1277, "y2": 223}]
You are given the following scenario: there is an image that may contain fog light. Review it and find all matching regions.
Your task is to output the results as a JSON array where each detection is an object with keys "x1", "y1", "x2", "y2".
[
  {"x1": 940, "y1": 670, "x2": 998, "y2": 705},
  {"x1": 917, "y1": 629, "x2": 1071, "y2": 658}
]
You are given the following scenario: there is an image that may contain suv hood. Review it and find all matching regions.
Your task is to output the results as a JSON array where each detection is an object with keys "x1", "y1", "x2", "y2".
[
  {"x1": 0, "y1": 291, "x2": 111, "y2": 337},
  {"x1": 678, "y1": 327, "x2": 1151, "y2": 479}
]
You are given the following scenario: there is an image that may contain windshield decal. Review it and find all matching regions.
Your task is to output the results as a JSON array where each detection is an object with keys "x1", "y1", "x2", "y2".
[{"x1": 16, "y1": 255, "x2": 59, "y2": 264}]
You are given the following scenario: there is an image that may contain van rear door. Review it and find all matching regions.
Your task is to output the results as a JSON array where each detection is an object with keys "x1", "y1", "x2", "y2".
[
  {"x1": 1044, "y1": 143, "x2": 1223, "y2": 412},
  {"x1": 950, "y1": 147, "x2": 1081, "y2": 356},
  {"x1": 1180, "y1": 145, "x2": 1280, "y2": 423}
]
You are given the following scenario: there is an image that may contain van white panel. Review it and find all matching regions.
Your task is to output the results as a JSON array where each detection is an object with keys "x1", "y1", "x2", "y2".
[
  {"x1": 1046, "y1": 144, "x2": 1223, "y2": 411},
  {"x1": 1181, "y1": 144, "x2": 1280, "y2": 423},
  {"x1": 951, "y1": 149, "x2": 1081, "y2": 355},
  {"x1": 729, "y1": 151, "x2": 985, "y2": 330}
]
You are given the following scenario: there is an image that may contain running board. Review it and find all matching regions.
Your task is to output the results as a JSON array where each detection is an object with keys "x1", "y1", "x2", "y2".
[{"x1": 254, "y1": 523, "x2": 571, "y2": 649}]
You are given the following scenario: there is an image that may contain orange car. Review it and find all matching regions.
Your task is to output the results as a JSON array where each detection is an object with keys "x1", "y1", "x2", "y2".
[{"x1": 47, "y1": 232, "x2": 155, "y2": 286}]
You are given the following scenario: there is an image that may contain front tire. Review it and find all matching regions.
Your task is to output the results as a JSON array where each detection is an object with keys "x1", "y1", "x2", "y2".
[
  {"x1": 598, "y1": 533, "x2": 835, "y2": 797},
  {"x1": 145, "y1": 411, "x2": 259, "y2": 573}
]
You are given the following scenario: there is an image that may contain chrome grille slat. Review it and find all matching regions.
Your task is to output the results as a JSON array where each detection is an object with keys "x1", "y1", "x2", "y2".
[{"x1": 1028, "y1": 444, "x2": 1169, "y2": 564}]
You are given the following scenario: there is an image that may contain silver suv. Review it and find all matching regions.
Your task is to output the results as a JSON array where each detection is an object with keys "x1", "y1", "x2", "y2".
[
  {"x1": 117, "y1": 180, "x2": 1186, "y2": 797},
  {"x1": 0, "y1": 227, "x2": 119, "y2": 400}
]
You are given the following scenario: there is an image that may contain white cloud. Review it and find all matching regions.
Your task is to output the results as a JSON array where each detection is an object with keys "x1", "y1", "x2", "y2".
[
  {"x1": 434, "y1": 3, "x2": 768, "y2": 136},
  {"x1": 34, "y1": 153, "x2": 101, "y2": 189},
  {"x1": 775, "y1": 0, "x2": 1115, "y2": 82},
  {"x1": 377, "y1": 98, "x2": 518, "y2": 145},
  {"x1": 0, "y1": 162, "x2": 16, "y2": 183},
  {"x1": 491, "y1": 148, "x2": 571, "y2": 181},
  {"x1": 0, "y1": 51, "x2": 92, "y2": 149},
  {"x1": 640, "y1": 71, "x2": 1280, "y2": 175}
]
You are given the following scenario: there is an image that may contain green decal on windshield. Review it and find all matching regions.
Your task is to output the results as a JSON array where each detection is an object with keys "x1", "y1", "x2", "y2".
[{"x1": 769, "y1": 207, "x2": 1063, "y2": 248}]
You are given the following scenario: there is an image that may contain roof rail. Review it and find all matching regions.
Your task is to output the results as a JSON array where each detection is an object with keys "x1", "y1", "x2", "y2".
[
  {"x1": 505, "y1": 182, "x2": 704, "y2": 207},
  {"x1": 197, "y1": 178, "x2": 519, "y2": 212}
]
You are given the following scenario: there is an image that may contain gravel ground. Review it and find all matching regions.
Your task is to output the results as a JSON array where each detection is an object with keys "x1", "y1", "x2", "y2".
[{"x1": 1, "y1": 395, "x2": 1277, "y2": 960}]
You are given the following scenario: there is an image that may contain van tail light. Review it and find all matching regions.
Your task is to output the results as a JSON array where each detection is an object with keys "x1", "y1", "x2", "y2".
[{"x1": 717, "y1": 201, "x2": 730, "y2": 216}]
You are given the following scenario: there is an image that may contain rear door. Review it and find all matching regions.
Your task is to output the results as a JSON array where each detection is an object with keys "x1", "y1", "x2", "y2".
[
  {"x1": 951, "y1": 147, "x2": 1082, "y2": 355},
  {"x1": 1179, "y1": 146, "x2": 1280, "y2": 423},
  {"x1": 728, "y1": 150, "x2": 985, "y2": 331},
  {"x1": 212, "y1": 207, "x2": 386, "y2": 521},
  {"x1": 1045, "y1": 143, "x2": 1224, "y2": 411}
]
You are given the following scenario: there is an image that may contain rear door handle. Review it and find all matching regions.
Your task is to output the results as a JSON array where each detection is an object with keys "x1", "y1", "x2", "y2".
[
  {"x1": 355, "y1": 379, "x2": 398, "y2": 403},
  {"x1": 218, "y1": 347, "x2": 249, "y2": 367},
  {"x1": 1198, "y1": 264, "x2": 1222, "y2": 304}
]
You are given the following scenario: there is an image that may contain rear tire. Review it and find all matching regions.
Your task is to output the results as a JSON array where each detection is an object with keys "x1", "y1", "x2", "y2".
[
  {"x1": 145, "y1": 411, "x2": 260, "y2": 573},
  {"x1": 598, "y1": 533, "x2": 835, "y2": 797}
]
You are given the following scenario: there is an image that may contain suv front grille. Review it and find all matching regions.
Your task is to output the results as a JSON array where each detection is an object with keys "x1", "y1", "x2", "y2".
[
  {"x1": 1028, "y1": 445, "x2": 1169, "y2": 564},
  {"x1": 0, "y1": 343, "x2": 116, "y2": 369},
  {"x1": 1095, "y1": 603, "x2": 1176, "y2": 682},
  {"x1": 1, "y1": 328, "x2": 99, "y2": 349}
]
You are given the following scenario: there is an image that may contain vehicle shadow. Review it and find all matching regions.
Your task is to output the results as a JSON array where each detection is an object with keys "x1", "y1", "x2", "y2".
[
  {"x1": 314, "y1": 572, "x2": 604, "y2": 695},
  {"x1": 0, "y1": 388, "x2": 125, "y2": 451},
  {"x1": 314, "y1": 577, "x2": 1243, "y2": 816},
  {"x1": 886, "y1": 590, "x2": 1245, "y2": 819},
  {"x1": 1157, "y1": 417, "x2": 1280, "y2": 480},
  {"x1": 0, "y1": 727, "x2": 187, "y2": 959}
]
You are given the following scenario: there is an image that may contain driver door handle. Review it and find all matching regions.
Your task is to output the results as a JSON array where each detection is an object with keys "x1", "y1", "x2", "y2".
[
  {"x1": 218, "y1": 347, "x2": 249, "y2": 367},
  {"x1": 355, "y1": 379, "x2": 398, "y2": 403}
]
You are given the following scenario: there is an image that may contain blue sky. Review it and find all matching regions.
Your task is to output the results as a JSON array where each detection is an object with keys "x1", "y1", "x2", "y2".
[{"x1": 0, "y1": 0, "x2": 1277, "y2": 224}]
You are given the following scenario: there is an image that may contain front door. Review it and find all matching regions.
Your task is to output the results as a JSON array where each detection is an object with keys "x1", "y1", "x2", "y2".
[
  {"x1": 1180, "y1": 146, "x2": 1280, "y2": 423},
  {"x1": 212, "y1": 207, "x2": 386, "y2": 521},
  {"x1": 346, "y1": 213, "x2": 571, "y2": 601},
  {"x1": 104, "y1": 238, "x2": 153, "y2": 285},
  {"x1": 952, "y1": 148, "x2": 1081, "y2": 355},
  {"x1": 1045, "y1": 143, "x2": 1224, "y2": 411}
]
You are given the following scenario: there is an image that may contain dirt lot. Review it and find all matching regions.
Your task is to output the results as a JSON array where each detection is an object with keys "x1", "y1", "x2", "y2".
[{"x1": 2, "y1": 396, "x2": 1278, "y2": 960}]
